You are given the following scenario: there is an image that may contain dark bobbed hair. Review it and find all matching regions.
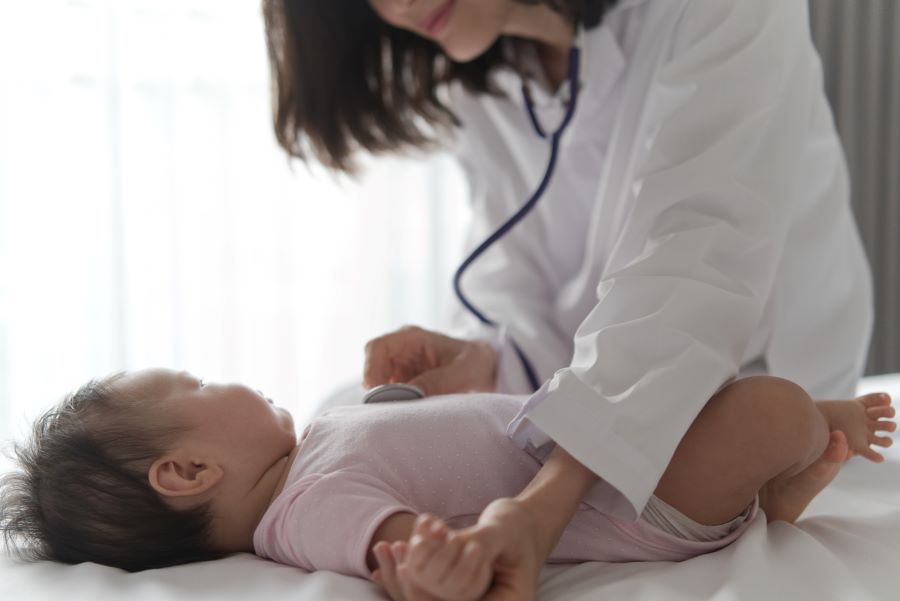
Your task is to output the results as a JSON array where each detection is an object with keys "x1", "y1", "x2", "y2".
[
  {"x1": 262, "y1": 0, "x2": 621, "y2": 172},
  {"x1": 0, "y1": 375, "x2": 227, "y2": 572}
]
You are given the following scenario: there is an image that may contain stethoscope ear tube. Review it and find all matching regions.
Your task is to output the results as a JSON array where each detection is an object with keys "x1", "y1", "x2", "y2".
[{"x1": 453, "y1": 46, "x2": 582, "y2": 394}]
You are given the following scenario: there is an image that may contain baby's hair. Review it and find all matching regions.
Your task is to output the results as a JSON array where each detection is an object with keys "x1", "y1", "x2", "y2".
[{"x1": 0, "y1": 373, "x2": 227, "y2": 571}]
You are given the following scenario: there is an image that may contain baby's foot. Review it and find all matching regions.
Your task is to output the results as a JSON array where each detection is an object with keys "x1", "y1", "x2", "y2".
[
  {"x1": 816, "y1": 392, "x2": 896, "y2": 462},
  {"x1": 759, "y1": 430, "x2": 849, "y2": 523}
]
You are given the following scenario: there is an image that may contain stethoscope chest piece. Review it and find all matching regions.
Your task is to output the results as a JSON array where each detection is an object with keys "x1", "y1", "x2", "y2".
[{"x1": 363, "y1": 383, "x2": 426, "y2": 404}]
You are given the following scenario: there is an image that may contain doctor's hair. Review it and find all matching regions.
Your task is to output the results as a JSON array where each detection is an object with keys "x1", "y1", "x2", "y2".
[
  {"x1": 0, "y1": 375, "x2": 226, "y2": 572},
  {"x1": 262, "y1": 0, "x2": 620, "y2": 172}
]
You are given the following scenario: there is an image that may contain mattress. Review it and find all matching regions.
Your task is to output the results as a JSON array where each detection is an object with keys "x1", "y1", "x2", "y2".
[{"x1": 3, "y1": 374, "x2": 900, "y2": 601}]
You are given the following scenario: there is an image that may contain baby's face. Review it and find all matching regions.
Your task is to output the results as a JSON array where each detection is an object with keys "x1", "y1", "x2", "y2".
[{"x1": 112, "y1": 368, "x2": 297, "y2": 476}]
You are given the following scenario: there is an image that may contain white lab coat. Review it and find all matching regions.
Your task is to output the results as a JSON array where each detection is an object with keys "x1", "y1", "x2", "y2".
[{"x1": 446, "y1": 0, "x2": 873, "y2": 522}]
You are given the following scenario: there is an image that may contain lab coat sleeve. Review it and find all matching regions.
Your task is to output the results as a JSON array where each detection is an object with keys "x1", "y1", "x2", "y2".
[
  {"x1": 508, "y1": 0, "x2": 819, "y2": 521},
  {"x1": 447, "y1": 146, "x2": 573, "y2": 395}
]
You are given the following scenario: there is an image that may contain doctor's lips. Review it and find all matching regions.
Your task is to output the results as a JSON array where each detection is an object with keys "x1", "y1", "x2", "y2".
[{"x1": 421, "y1": 0, "x2": 455, "y2": 37}]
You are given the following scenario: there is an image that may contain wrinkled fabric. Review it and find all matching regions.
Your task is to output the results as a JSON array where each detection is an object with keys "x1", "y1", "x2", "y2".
[
  {"x1": 253, "y1": 395, "x2": 758, "y2": 579},
  {"x1": 446, "y1": 0, "x2": 872, "y2": 522}
]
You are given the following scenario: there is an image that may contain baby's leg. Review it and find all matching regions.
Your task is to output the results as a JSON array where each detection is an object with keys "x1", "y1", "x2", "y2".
[{"x1": 653, "y1": 376, "x2": 894, "y2": 526}]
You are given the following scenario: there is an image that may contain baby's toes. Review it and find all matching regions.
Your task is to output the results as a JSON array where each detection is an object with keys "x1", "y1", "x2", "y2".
[
  {"x1": 869, "y1": 432, "x2": 894, "y2": 448},
  {"x1": 861, "y1": 392, "x2": 893, "y2": 409},
  {"x1": 861, "y1": 448, "x2": 885, "y2": 463},
  {"x1": 867, "y1": 405, "x2": 896, "y2": 420},
  {"x1": 870, "y1": 418, "x2": 897, "y2": 433}
]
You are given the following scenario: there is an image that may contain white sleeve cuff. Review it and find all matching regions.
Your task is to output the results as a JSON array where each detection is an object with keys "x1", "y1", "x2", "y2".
[
  {"x1": 507, "y1": 374, "x2": 659, "y2": 522},
  {"x1": 507, "y1": 346, "x2": 733, "y2": 523}
]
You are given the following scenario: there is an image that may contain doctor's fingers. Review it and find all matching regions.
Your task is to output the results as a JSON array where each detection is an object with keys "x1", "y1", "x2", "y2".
[
  {"x1": 408, "y1": 365, "x2": 471, "y2": 396},
  {"x1": 408, "y1": 340, "x2": 497, "y2": 395},
  {"x1": 363, "y1": 326, "x2": 438, "y2": 387}
]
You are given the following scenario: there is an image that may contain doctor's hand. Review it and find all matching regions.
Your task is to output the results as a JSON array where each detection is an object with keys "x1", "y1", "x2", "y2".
[{"x1": 363, "y1": 326, "x2": 497, "y2": 396}]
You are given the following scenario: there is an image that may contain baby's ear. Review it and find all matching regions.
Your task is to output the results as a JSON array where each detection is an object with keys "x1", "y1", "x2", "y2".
[{"x1": 148, "y1": 453, "x2": 223, "y2": 498}]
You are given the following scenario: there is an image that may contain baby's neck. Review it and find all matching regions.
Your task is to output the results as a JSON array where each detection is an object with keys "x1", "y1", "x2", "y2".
[
  {"x1": 214, "y1": 444, "x2": 302, "y2": 553},
  {"x1": 267, "y1": 444, "x2": 302, "y2": 504}
]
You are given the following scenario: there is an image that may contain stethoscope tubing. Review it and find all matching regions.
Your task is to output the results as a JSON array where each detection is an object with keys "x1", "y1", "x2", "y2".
[{"x1": 453, "y1": 45, "x2": 582, "y2": 393}]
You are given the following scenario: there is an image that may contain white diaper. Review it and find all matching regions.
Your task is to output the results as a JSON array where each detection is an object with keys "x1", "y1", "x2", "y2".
[{"x1": 641, "y1": 494, "x2": 756, "y2": 542}]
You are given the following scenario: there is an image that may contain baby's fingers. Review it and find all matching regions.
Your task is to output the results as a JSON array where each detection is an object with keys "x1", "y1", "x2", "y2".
[
  {"x1": 449, "y1": 540, "x2": 492, "y2": 599},
  {"x1": 407, "y1": 515, "x2": 446, "y2": 570},
  {"x1": 396, "y1": 563, "x2": 444, "y2": 601},
  {"x1": 417, "y1": 530, "x2": 465, "y2": 587},
  {"x1": 391, "y1": 541, "x2": 410, "y2": 564},
  {"x1": 374, "y1": 542, "x2": 407, "y2": 601}
]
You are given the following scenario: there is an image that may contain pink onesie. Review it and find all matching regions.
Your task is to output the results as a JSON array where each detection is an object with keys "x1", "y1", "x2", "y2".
[{"x1": 253, "y1": 394, "x2": 758, "y2": 579}]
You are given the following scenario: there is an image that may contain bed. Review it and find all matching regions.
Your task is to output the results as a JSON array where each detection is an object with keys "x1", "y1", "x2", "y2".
[{"x1": 3, "y1": 373, "x2": 900, "y2": 601}]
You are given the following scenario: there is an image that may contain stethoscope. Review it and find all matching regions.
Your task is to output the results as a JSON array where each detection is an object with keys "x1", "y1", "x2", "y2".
[
  {"x1": 364, "y1": 39, "x2": 583, "y2": 405},
  {"x1": 452, "y1": 42, "x2": 583, "y2": 394}
]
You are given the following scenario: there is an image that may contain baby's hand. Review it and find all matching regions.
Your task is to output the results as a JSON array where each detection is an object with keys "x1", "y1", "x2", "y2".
[
  {"x1": 374, "y1": 514, "x2": 491, "y2": 601},
  {"x1": 374, "y1": 502, "x2": 541, "y2": 601}
]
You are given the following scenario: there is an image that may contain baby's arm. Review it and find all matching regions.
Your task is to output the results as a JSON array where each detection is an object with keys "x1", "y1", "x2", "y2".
[{"x1": 369, "y1": 447, "x2": 596, "y2": 601}]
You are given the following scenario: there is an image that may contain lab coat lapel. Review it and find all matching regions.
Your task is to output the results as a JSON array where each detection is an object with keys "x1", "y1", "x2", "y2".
[{"x1": 577, "y1": 1, "x2": 691, "y2": 287}]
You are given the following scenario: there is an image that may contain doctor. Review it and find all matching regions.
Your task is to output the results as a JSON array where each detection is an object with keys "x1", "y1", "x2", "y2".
[{"x1": 263, "y1": 0, "x2": 872, "y2": 593}]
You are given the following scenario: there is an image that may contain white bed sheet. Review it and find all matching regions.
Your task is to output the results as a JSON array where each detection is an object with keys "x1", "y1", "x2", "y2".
[{"x1": 4, "y1": 374, "x2": 900, "y2": 601}]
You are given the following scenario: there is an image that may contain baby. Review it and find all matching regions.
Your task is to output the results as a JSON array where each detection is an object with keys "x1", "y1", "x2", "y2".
[{"x1": 0, "y1": 369, "x2": 894, "y2": 601}]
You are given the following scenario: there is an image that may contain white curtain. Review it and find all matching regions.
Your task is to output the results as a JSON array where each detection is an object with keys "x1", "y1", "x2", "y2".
[{"x1": 0, "y1": 0, "x2": 471, "y2": 447}]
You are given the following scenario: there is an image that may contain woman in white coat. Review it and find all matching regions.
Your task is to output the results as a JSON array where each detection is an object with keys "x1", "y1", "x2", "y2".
[{"x1": 263, "y1": 0, "x2": 873, "y2": 594}]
